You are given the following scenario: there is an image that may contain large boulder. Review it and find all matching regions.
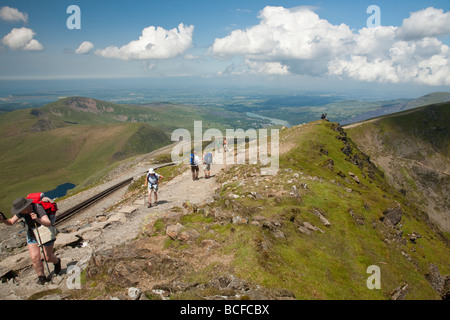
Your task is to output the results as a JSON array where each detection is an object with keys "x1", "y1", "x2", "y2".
[{"x1": 382, "y1": 205, "x2": 403, "y2": 226}]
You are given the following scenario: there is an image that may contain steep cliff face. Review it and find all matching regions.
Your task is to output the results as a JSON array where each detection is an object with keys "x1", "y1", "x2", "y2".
[{"x1": 346, "y1": 103, "x2": 450, "y2": 233}]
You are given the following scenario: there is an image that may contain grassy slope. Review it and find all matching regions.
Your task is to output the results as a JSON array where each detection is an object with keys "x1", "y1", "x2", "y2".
[
  {"x1": 230, "y1": 122, "x2": 447, "y2": 299},
  {"x1": 153, "y1": 120, "x2": 449, "y2": 300},
  {"x1": 345, "y1": 103, "x2": 450, "y2": 233},
  {"x1": 0, "y1": 99, "x2": 171, "y2": 213}
]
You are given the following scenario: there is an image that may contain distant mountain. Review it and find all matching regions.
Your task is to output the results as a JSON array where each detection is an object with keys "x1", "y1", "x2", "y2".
[
  {"x1": 341, "y1": 92, "x2": 450, "y2": 125},
  {"x1": 30, "y1": 96, "x2": 269, "y2": 133},
  {"x1": 346, "y1": 102, "x2": 450, "y2": 232},
  {"x1": 0, "y1": 97, "x2": 171, "y2": 212},
  {"x1": 250, "y1": 92, "x2": 450, "y2": 127}
]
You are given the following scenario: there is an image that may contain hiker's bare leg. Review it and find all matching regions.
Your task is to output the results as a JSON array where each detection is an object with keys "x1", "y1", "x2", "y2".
[
  {"x1": 148, "y1": 190, "x2": 153, "y2": 207},
  {"x1": 43, "y1": 244, "x2": 58, "y2": 264},
  {"x1": 28, "y1": 243, "x2": 45, "y2": 277},
  {"x1": 154, "y1": 192, "x2": 158, "y2": 205}
]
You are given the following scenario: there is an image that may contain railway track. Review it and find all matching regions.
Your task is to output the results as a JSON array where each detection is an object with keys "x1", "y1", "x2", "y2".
[{"x1": 54, "y1": 162, "x2": 176, "y2": 226}]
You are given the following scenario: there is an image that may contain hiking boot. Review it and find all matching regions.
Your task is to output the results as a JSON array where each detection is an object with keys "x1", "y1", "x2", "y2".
[
  {"x1": 54, "y1": 258, "x2": 61, "y2": 275},
  {"x1": 153, "y1": 202, "x2": 158, "y2": 207},
  {"x1": 37, "y1": 275, "x2": 47, "y2": 285},
  {"x1": 147, "y1": 203, "x2": 152, "y2": 208}
]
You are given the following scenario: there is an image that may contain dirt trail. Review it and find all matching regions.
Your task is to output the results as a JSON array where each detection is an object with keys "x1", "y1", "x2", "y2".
[
  {"x1": 93, "y1": 160, "x2": 226, "y2": 252},
  {"x1": 342, "y1": 118, "x2": 378, "y2": 129}
]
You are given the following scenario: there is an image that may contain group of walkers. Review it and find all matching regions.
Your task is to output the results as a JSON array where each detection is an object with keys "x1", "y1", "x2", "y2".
[
  {"x1": 0, "y1": 144, "x2": 219, "y2": 286},
  {"x1": 215, "y1": 138, "x2": 229, "y2": 153},
  {"x1": 144, "y1": 149, "x2": 215, "y2": 209},
  {"x1": 189, "y1": 151, "x2": 214, "y2": 181}
]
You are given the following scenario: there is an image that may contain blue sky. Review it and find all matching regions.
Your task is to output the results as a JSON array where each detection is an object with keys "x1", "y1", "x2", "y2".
[{"x1": 1, "y1": 0, "x2": 450, "y2": 96}]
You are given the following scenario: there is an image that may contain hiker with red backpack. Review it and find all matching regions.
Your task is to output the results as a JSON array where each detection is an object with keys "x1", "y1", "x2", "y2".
[
  {"x1": 0, "y1": 195, "x2": 61, "y2": 285},
  {"x1": 27, "y1": 193, "x2": 58, "y2": 224}
]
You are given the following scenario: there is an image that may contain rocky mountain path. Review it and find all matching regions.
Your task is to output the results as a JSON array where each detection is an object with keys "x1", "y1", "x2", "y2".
[
  {"x1": 0, "y1": 153, "x2": 226, "y2": 300},
  {"x1": 94, "y1": 160, "x2": 226, "y2": 252}
]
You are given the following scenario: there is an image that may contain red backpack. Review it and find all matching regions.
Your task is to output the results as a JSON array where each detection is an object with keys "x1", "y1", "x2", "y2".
[{"x1": 26, "y1": 193, "x2": 58, "y2": 216}]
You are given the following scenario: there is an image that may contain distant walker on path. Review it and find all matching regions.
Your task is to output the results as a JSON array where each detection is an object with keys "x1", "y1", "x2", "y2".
[
  {"x1": 190, "y1": 151, "x2": 200, "y2": 181},
  {"x1": 203, "y1": 151, "x2": 213, "y2": 179}
]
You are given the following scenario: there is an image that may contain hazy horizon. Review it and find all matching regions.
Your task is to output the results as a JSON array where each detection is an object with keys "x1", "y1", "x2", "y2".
[{"x1": 1, "y1": 1, "x2": 449, "y2": 102}]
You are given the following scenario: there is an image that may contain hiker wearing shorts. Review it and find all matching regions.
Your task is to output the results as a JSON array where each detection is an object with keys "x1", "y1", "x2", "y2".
[
  {"x1": 0, "y1": 198, "x2": 61, "y2": 285},
  {"x1": 203, "y1": 152, "x2": 213, "y2": 179},
  {"x1": 190, "y1": 151, "x2": 200, "y2": 181},
  {"x1": 223, "y1": 138, "x2": 228, "y2": 152},
  {"x1": 145, "y1": 168, "x2": 164, "y2": 208}
]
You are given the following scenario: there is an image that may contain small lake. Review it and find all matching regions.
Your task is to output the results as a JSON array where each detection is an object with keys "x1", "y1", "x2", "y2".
[
  {"x1": 44, "y1": 183, "x2": 76, "y2": 199},
  {"x1": 246, "y1": 112, "x2": 292, "y2": 128}
]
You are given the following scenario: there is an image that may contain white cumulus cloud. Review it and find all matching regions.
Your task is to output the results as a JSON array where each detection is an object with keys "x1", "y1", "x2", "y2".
[
  {"x1": 210, "y1": 6, "x2": 450, "y2": 86},
  {"x1": 0, "y1": 6, "x2": 28, "y2": 23},
  {"x1": 75, "y1": 41, "x2": 94, "y2": 54},
  {"x1": 95, "y1": 23, "x2": 194, "y2": 60},
  {"x1": 245, "y1": 59, "x2": 290, "y2": 75},
  {"x1": 397, "y1": 7, "x2": 450, "y2": 40},
  {"x1": 2, "y1": 27, "x2": 43, "y2": 51}
]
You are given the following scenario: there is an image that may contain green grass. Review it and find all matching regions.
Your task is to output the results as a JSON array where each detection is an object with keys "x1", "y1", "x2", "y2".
[{"x1": 0, "y1": 122, "x2": 169, "y2": 215}]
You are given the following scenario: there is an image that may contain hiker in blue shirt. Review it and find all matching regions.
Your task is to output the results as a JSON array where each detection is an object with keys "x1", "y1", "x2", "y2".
[
  {"x1": 190, "y1": 151, "x2": 200, "y2": 181},
  {"x1": 145, "y1": 168, "x2": 164, "y2": 208}
]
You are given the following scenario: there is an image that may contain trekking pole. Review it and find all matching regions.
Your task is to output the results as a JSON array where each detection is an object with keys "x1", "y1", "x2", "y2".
[{"x1": 34, "y1": 222, "x2": 52, "y2": 277}]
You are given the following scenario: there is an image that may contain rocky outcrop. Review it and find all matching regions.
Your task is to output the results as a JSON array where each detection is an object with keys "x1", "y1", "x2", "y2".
[
  {"x1": 382, "y1": 205, "x2": 403, "y2": 226},
  {"x1": 426, "y1": 264, "x2": 450, "y2": 300}
]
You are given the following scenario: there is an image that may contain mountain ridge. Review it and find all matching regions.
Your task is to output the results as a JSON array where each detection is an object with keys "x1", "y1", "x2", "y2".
[
  {"x1": 0, "y1": 97, "x2": 173, "y2": 212},
  {"x1": 346, "y1": 102, "x2": 450, "y2": 233}
]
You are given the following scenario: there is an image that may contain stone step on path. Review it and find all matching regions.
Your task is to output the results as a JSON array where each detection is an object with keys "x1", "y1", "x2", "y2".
[{"x1": 119, "y1": 206, "x2": 138, "y2": 215}]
